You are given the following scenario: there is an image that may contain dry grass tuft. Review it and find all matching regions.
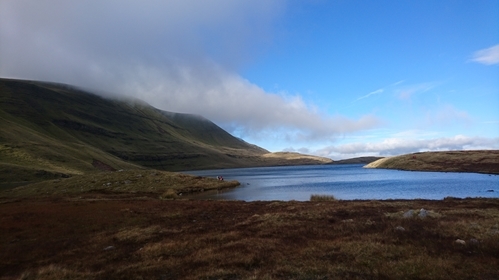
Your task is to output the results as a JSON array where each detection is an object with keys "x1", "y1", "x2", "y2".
[
  {"x1": 310, "y1": 194, "x2": 337, "y2": 201},
  {"x1": 19, "y1": 264, "x2": 91, "y2": 280},
  {"x1": 114, "y1": 225, "x2": 162, "y2": 243}
]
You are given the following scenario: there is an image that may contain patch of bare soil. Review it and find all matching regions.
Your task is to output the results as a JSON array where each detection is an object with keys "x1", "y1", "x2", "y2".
[
  {"x1": 91, "y1": 159, "x2": 116, "y2": 171},
  {"x1": 1, "y1": 197, "x2": 498, "y2": 279}
]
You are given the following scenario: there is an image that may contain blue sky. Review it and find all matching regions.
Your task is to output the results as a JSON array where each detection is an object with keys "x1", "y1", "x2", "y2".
[{"x1": 1, "y1": 0, "x2": 498, "y2": 159}]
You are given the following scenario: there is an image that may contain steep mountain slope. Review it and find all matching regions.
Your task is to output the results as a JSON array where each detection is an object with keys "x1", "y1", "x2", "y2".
[{"x1": 0, "y1": 78, "x2": 330, "y2": 187}]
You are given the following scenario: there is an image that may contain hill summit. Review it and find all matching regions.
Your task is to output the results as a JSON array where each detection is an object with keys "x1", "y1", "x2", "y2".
[{"x1": 0, "y1": 78, "x2": 331, "y2": 187}]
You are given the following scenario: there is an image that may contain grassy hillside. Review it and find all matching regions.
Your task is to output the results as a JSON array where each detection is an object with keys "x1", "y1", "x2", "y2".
[
  {"x1": 0, "y1": 78, "x2": 330, "y2": 187},
  {"x1": 365, "y1": 150, "x2": 499, "y2": 174},
  {"x1": 260, "y1": 152, "x2": 332, "y2": 165}
]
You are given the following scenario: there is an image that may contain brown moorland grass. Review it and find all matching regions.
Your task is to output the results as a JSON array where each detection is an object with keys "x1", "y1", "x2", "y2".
[
  {"x1": 1, "y1": 196, "x2": 498, "y2": 280},
  {"x1": 365, "y1": 150, "x2": 499, "y2": 174},
  {"x1": 310, "y1": 194, "x2": 337, "y2": 201}
]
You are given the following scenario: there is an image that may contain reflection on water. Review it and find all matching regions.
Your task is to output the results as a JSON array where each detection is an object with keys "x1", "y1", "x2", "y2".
[{"x1": 186, "y1": 164, "x2": 499, "y2": 201}]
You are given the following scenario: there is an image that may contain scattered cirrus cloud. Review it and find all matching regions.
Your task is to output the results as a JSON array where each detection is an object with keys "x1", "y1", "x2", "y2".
[
  {"x1": 396, "y1": 82, "x2": 440, "y2": 100},
  {"x1": 353, "y1": 80, "x2": 405, "y2": 103},
  {"x1": 354, "y1": 89, "x2": 384, "y2": 102},
  {"x1": 470, "y1": 44, "x2": 499, "y2": 65}
]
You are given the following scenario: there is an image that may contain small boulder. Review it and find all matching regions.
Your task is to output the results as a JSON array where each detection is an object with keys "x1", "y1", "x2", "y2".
[
  {"x1": 455, "y1": 239, "x2": 466, "y2": 245},
  {"x1": 395, "y1": 226, "x2": 405, "y2": 232},
  {"x1": 403, "y1": 210, "x2": 414, "y2": 218},
  {"x1": 418, "y1": 208, "x2": 428, "y2": 218},
  {"x1": 365, "y1": 219, "x2": 375, "y2": 226},
  {"x1": 468, "y1": 238, "x2": 479, "y2": 246}
]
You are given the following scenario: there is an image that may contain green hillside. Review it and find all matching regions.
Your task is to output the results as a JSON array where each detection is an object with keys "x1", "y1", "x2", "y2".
[{"x1": 0, "y1": 78, "x2": 331, "y2": 188}]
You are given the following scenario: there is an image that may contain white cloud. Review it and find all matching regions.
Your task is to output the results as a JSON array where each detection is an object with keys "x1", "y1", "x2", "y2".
[
  {"x1": 0, "y1": 0, "x2": 381, "y2": 144},
  {"x1": 315, "y1": 135, "x2": 499, "y2": 159},
  {"x1": 118, "y1": 63, "x2": 381, "y2": 142},
  {"x1": 471, "y1": 44, "x2": 499, "y2": 65}
]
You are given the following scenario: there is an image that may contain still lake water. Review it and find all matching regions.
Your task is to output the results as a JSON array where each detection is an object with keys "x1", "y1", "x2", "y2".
[{"x1": 186, "y1": 164, "x2": 499, "y2": 201}]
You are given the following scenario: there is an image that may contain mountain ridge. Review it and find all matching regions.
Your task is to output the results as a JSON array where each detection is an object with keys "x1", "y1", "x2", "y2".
[{"x1": 0, "y1": 78, "x2": 331, "y2": 187}]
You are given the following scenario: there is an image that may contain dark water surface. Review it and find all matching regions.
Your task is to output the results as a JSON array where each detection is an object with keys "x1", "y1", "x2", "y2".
[{"x1": 186, "y1": 164, "x2": 499, "y2": 201}]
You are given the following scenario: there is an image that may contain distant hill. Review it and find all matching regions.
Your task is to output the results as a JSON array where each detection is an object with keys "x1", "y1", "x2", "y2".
[
  {"x1": 0, "y1": 78, "x2": 331, "y2": 187},
  {"x1": 328, "y1": 156, "x2": 383, "y2": 165},
  {"x1": 364, "y1": 150, "x2": 499, "y2": 174}
]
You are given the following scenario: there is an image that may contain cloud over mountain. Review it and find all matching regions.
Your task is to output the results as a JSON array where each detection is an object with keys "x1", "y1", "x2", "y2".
[{"x1": 0, "y1": 0, "x2": 380, "y2": 144}]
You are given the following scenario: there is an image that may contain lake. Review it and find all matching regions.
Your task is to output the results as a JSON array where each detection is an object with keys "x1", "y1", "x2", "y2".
[{"x1": 186, "y1": 164, "x2": 499, "y2": 201}]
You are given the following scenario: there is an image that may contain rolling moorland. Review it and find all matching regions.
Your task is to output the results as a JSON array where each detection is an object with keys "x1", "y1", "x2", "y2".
[
  {"x1": 1, "y1": 194, "x2": 499, "y2": 279},
  {"x1": 365, "y1": 150, "x2": 499, "y2": 174},
  {"x1": 1, "y1": 78, "x2": 499, "y2": 279}
]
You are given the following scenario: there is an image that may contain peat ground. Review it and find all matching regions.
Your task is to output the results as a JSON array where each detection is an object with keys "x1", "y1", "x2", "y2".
[{"x1": 1, "y1": 195, "x2": 498, "y2": 279}]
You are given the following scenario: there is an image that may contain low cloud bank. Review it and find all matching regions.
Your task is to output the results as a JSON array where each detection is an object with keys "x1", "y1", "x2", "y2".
[
  {"x1": 314, "y1": 135, "x2": 499, "y2": 159},
  {"x1": 120, "y1": 64, "x2": 381, "y2": 141}
]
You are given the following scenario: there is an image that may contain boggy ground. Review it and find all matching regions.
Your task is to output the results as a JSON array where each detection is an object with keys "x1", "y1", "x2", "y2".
[{"x1": 1, "y1": 196, "x2": 498, "y2": 279}]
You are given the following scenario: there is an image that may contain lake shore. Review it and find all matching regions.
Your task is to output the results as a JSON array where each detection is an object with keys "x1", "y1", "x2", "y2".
[
  {"x1": 186, "y1": 164, "x2": 498, "y2": 201},
  {"x1": 1, "y1": 196, "x2": 498, "y2": 279}
]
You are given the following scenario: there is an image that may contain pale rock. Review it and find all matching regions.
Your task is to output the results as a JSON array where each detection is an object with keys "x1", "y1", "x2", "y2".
[
  {"x1": 403, "y1": 210, "x2": 414, "y2": 218},
  {"x1": 455, "y1": 239, "x2": 466, "y2": 245},
  {"x1": 395, "y1": 226, "x2": 405, "y2": 232},
  {"x1": 469, "y1": 238, "x2": 479, "y2": 246},
  {"x1": 418, "y1": 208, "x2": 428, "y2": 218}
]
